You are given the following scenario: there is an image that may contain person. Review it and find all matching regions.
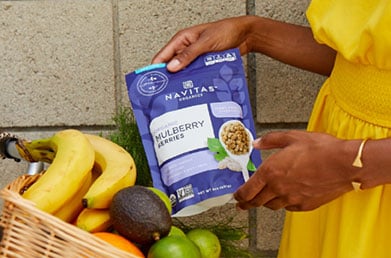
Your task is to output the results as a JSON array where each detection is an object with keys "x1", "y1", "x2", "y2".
[{"x1": 151, "y1": 0, "x2": 391, "y2": 257}]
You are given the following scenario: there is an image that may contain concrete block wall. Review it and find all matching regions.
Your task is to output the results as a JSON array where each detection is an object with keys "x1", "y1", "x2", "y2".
[{"x1": 0, "y1": 0, "x2": 326, "y2": 256}]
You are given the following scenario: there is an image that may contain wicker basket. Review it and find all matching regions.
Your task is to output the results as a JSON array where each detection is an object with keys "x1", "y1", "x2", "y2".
[{"x1": 0, "y1": 174, "x2": 140, "y2": 258}]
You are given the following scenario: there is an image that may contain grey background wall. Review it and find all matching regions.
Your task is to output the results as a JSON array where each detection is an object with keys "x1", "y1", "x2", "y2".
[{"x1": 0, "y1": 0, "x2": 326, "y2": 257}]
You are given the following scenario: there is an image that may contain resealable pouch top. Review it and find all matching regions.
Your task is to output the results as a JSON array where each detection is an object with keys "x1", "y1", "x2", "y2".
[{"x1": 126, "y1": 48, "x2": 262, "y2": 217}]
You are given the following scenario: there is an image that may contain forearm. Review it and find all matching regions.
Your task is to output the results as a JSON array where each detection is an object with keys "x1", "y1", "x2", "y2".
[{"x1": 244, "y1": 16, "x2": 337, "y2": 76}]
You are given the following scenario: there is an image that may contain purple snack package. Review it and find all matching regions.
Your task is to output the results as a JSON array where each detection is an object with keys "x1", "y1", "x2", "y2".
[{"x1": 126, "y1": 48, "x2": 262, "y2": 216}]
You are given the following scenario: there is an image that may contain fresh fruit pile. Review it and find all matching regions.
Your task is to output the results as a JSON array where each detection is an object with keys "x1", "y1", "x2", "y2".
[{"x1": 15, "y1": 129, "x2": 221, "y2": 257}]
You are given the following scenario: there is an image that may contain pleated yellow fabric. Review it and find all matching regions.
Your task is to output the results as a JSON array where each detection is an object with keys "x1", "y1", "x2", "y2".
[
  {"x1": 307, "y1": 0, "x2": 391, "y2": 69},
  {"x1": 277, "y1": 0, "x2": 391, "y2": 257}
]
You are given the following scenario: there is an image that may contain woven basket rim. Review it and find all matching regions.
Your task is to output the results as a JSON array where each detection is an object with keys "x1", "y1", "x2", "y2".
[{"x1": 0, "y1": 174, "x2": 142, "y2": 258}]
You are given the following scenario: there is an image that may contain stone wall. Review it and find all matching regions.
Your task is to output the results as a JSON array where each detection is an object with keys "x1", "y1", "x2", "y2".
[{"x1": 0, "y1": 0, "x2": 326, "y2": 256}]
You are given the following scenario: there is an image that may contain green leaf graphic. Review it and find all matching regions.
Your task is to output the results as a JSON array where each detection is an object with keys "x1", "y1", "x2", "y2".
[
  {"x1": 247, "y1": 160, "x2": 257, "y2": 172},
  {"x1": 207, "y1": 138, "x2": 223, "y2": 152},
  {"x1": 207, "y1": 137, "x2": 228, "y2": 161}
]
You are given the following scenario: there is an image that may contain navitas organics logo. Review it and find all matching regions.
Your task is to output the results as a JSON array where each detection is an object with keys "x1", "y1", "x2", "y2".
[
  {"x1": 164, "y1": 80, "x2": 217, "y2": 101},
  {"x1": 137, "y1": 71, "x2": 168, "y2": 96}
]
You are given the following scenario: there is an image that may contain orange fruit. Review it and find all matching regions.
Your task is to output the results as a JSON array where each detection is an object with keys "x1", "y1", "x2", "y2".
[{"x1": 93, "y1": 232, "x2": 144, "y2": 257}]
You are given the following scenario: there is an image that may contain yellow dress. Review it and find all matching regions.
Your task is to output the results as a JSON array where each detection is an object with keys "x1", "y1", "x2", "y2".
[{"x1": 277, "y1": 0, "x2": 391, "y2": 257}]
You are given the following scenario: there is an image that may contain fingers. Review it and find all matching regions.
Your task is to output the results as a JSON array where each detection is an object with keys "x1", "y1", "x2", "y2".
[
  {"x1": 235, "y1": 130, "x2": 343, "y2": 212},
  {"x1": 234, "y1": 168, "x2": 269, "y2": 207},
  {"x1": 151, "y1": 45, "x2": 181, "y2": 65},
  {"x1": 253, "y1": 130, "x2": 303, "y2": 150},
  {"x1": 235, "y1": 130, "x2": 303, "y2": 211},
  {"x1": 151, "y1": 26, "x2": 208, "y2": 72},
  {"x1": 151, "y1": 16, "x2": 252, "y2": 72},
  {"x1": 151, "y1": 43, "x2": 193, "y2": 72},
  {"x1": 235, "y1": 186, "x2": 302, "y2": 211},
  {"x1": 152, "y1": 46, "x2": 205, "y2": 73},
  {"x1": 166, "y1": 43, "x2": 207, "y2": 72},
  {"x1": 235, "y1": 184, "x2": 276, "y2": 210}
]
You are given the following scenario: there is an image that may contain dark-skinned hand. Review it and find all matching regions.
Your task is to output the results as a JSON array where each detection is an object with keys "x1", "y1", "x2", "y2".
[{"x1": 234, "y1": 130, "x2": 359, "y2": 211}]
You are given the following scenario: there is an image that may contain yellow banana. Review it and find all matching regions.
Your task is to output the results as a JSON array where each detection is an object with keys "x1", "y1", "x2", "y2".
[
  {"x1": 53, "y1": 166, "x2": 102, "y2": 222},
  {"x1": 76, "y1": 208, "x2": 112, "y2": 233},
  {"x1": 16, "y1": 129, "x2": 95, "y2": 214},
  {"x1": 53, "y1": 170, "x2": 93, "y2": 223},
  {"x1": 82, "y1": 134, "x2": 136, "y2": 209}
]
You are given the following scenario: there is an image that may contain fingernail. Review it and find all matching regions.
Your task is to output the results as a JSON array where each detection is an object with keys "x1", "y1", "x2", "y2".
[
  {"x1": 252, "y1": 137, "x2": 261, "y2": 146},
  {"x1": 167, "y1": 59, "x2": 181, "y2": 71}
]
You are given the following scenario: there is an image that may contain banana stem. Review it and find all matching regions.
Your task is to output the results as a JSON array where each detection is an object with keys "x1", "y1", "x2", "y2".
[{"x1": 16, "y1": 139, "x2": 55, "y2": 163}]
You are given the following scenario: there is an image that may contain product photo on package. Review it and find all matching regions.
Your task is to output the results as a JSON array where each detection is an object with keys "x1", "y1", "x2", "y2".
[{"x1": 126, "y1": 48, "x2": 262, "y2": 216}]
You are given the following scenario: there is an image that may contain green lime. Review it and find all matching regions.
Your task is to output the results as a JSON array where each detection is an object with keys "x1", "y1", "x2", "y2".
[
  {"x1": 186, "y1": 228, "x2": 221, "y2": 258},
  {"x1": 148, "y1": 187, "x2": 172, "y2": 214},
  {"x1": 147, "y1": 235, "x2": 201, "y2": 258},
  {"x1": 168, "y1": 226, "x2": 186, "y2": 237}
]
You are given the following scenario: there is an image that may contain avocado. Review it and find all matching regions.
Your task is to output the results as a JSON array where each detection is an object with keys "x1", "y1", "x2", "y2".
[{"x1": 109, "y1": 185, "x2": 172, "y2": 245}]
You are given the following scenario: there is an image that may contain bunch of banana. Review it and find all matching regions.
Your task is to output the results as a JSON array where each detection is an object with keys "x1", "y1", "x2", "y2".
[
  {"x1": 73, "y1": 134, "x2": 137, "y2": 232},
  {"x1": 15, "y1": 129, "x2": 137, "y2": 228},
  {"x1": 16, "y1": 129, "x2": 95, "y2": 214}
]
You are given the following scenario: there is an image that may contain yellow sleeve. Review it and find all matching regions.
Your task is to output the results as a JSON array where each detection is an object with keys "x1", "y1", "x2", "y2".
[{"x1": 306, "y1": 0, "x2": 391, "y2": 69}]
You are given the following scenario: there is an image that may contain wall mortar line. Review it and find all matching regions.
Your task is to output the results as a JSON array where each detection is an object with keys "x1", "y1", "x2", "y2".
[{"x1": 112, "y1": 0, "x2": 122, "y2": 113}]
